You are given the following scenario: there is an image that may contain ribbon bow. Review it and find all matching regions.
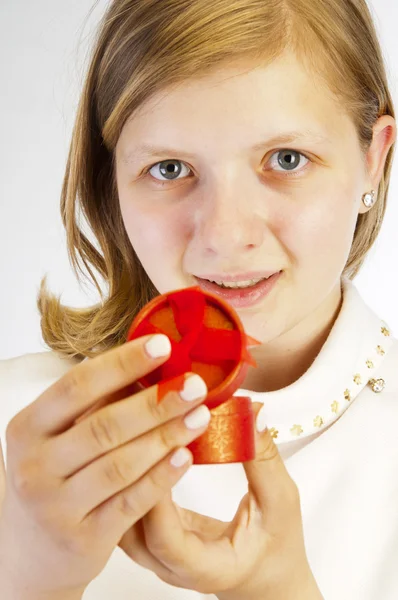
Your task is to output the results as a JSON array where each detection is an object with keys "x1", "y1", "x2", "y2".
[{"x1": 129, "y1": 287, "x2": 260, "y2": 401}]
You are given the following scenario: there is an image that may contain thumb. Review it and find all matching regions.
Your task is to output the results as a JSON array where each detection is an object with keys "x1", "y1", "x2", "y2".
[{"x1": 242, "y1": 403, "x2": 298, "y2": 514}]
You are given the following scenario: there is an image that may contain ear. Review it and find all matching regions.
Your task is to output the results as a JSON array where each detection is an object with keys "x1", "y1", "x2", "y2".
[{"x1": 359, "y1": 114, "x2": 396, "y2": 215}]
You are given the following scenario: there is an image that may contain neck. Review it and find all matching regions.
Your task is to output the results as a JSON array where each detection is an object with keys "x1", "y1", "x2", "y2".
[{"x1": 243, "y1": 281, "x2": 344, "y2": 393}]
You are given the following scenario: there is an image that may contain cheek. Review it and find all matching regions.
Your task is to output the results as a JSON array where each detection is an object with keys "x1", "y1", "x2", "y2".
[
  {"x1": 280, "y1": 187, "x2": 358, "y2": 267},
  {"x1": 120, "y1": 201, "x2": 189, "y2": 258}
]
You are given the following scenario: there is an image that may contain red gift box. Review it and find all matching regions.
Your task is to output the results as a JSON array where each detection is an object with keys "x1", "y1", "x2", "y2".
[{"x1": 126, "y1": 286, "x2": 260, "y2": 464}]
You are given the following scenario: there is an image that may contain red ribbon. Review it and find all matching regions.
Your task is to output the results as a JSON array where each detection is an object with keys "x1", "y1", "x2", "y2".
[{"x1": 131, "y1": 287, "x2": 258, "y2": 401}]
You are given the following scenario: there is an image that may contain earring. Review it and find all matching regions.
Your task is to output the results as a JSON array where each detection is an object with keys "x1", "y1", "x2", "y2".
[{"x1": 362, "y1": 190, "x2": 376, "y2": 208}]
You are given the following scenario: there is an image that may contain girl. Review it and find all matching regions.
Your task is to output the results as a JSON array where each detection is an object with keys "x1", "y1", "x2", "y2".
[{"x1": 0, "y1": 0, "x2": 397, "y2": 599}]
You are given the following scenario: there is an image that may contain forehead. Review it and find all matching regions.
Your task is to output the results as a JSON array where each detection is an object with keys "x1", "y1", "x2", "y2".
[{"x1": 118, "y1": 51, "x2": 355, "y2": 158}]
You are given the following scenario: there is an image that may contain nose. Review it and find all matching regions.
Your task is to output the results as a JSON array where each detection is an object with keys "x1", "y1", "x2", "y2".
[{"x1": 194, "y1": 192, "x2": 266, "y2": 258}]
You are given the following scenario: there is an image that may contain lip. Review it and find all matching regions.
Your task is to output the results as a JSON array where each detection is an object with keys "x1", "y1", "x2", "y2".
[
  {"x1": 193, "y1": 270, "x2": 283, "y2": 308},
  {"x1": 195, "y1": 270, "x2": 279, "y2": 282}
]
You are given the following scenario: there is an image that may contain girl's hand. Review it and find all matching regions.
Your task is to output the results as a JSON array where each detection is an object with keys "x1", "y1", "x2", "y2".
[
  {"x1": 0, "y1": 335, "x2": 210, "y2": 599},
  {"x1": 119, "y1": 404, "x2": 323, "y2": 600}
]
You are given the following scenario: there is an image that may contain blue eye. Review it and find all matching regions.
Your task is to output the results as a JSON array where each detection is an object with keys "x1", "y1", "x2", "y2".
[
  {"x1": 144, "y1": 149, "x2": 310, "y2": 185},
  {"x1": 147, "y1": 159, "x2": 191, "y2": 182},
  {"x1": 270, "y1": 150, "x2": 310, "y2": 173}
]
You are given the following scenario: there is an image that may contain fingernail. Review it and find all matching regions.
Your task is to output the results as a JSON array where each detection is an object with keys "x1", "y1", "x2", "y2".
[
  {"x1": 184, "y1": 405, "x2": 211, "y2": 430},
  {"x1": 144, "y1": 334, "x2": 172, "y2": 358},
  {"x1": 180, "y1": 374, "x2": 207, "y2": 402},
  {"x1": 256, "y1": 406, "x2": 268, "y2": 432},
  {"x1": 170, "y1": 447, "x2": 191, "y2": 468}
]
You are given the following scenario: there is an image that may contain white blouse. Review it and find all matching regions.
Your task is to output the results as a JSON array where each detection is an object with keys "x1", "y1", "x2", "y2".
[{"x1": 1, "y1": 276, "x2": 397, "y2": 600}]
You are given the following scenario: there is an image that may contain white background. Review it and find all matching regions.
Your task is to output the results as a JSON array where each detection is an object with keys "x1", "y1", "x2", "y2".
[{"x1": 1, "y1": 0, "x2": 397, "y2": 360}]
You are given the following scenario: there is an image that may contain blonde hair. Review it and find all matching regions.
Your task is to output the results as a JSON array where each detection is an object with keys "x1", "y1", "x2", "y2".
[{"x1": 38, "y1": 0, "x2": 396, "y2": 360}]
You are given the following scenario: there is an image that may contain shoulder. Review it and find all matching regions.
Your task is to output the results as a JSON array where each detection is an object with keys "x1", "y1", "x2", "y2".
[
  {"x1": 0, "y1": 351, "x2": 81, "y2": 438},
  {"x1": 379, "y1": 335, "x2": 398, "y2": 394},
  {"x1": 357, "y1": 334, "x2": 398, "y2": 433},
  {"x1": 0, "y1": 351, "x2": 81, "y2": 393}
]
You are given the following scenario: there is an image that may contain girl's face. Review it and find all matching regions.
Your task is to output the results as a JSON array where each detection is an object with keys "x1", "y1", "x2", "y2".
[{"x1": 115, "y1": 51, "x2": 391, "y2": 344}]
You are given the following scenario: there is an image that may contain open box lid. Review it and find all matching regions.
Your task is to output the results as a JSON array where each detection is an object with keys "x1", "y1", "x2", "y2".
[{"x1": 126, "y1": 286, "x2": 260, "y2": 410}]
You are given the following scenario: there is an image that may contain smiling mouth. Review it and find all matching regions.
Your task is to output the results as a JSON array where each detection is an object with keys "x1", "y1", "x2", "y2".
[{"x1": 192, "y1": 271, "x2": 283, "y2": 308}]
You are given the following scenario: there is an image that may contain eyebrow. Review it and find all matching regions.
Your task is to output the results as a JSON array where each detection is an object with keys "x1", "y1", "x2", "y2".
[{"x1": 122, "y1": 129, "x2": 331, "y2": 164}]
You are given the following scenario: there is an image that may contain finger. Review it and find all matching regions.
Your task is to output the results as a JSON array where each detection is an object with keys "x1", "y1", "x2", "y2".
[
  {"x1": 147, "y1": 493, "x2": 229, "y2": 541},
  {"x1": 144, "y1": 494, "x2": 264, "y2": 586},
  {"x1": 151, "y1": 494, "x2": 230, "y2": 540},
  {"x1": 91, "y1": 446, "x2": 194, "y2": 546},
  {"x1": 73, "y1": 381, "x2": 141, "y2": 425},
  {"x1": 242, "y1": 404, "x2": 299, "y2": 516},
  {"x1": 174, "y1": 503, "x2": 229, "y2": 539},
  {"x1": 0, "y1": 437, "x2": 6, "y2": 513},
  {"x1": 142, "y1": 493, "x2": 241, "y2": 586},
  {"x1": 64, "y1": 404, "x2": 211, "y2": 519},
  {"x1": 48, "y1": 373, "x2": 208, "y2": 477},
  {"x1": 142, "y1": 493, "x2": 190, "y2": 567},
  {"x1": 142, "y1": 492, "x2": 230, "y2": 574},
  {"x1": 22, "y1": 334, "x2": 173, "y2": 437},
  {"x1": 119, "y1": 521, "x2": 176, "y2": 585}
]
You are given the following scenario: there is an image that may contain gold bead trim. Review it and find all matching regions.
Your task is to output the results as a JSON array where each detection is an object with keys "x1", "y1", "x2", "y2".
[
  {"x1": 314, "y1": 416, "x2": 324, "y2": 428},
  {"x1": 269, "y1": 321, "x2": 392, "y2": 440},
  {"x1": 290, "y1": 424, "x2": 303, "y2": 436},
  {"x1": 368, "y1": 378, "x2": 385, "y2": 393}
]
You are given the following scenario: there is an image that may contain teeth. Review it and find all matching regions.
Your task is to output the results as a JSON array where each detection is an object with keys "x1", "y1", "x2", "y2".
[{"x1": 209, "y1": 277, "x2": 267, "y2": 289}]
